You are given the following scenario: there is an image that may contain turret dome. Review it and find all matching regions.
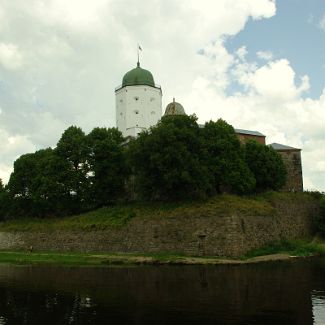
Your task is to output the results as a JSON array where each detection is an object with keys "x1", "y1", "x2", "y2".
[
  {"x1": 122, "y1": 62, "x2": 155, "y2": 87},
  {"x1": 164, "y1": 99, "x2": 186, "y2": 116}
]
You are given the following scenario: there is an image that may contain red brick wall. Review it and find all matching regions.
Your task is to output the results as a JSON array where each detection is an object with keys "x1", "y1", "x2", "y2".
[{"x1": 236, "y1": 133, "x2": 266, "y2": 145}]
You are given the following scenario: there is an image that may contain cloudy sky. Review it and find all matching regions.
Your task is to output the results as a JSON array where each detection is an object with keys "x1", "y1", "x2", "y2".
[{"x1": 0, "y1": 0, "x2": 325, "y2": 190}]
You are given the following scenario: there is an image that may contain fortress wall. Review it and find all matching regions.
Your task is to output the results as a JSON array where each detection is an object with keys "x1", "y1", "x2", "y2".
[
  {"x1": 277, "y1": 149, "x2": 304, "y2": 192},
  {"x1": 0, "y1": 200, "x2": 317, "y2": 258}
]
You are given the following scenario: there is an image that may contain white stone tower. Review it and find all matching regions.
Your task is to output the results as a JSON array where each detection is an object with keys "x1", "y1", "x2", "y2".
[{"x1": 115, "y1": 61, "x2": 162, "y2": 137}]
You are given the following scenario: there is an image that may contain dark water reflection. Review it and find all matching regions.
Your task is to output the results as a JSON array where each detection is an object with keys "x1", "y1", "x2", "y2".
[{"x1": 0, "y1": 258, "x2": 324, "y2": 324}]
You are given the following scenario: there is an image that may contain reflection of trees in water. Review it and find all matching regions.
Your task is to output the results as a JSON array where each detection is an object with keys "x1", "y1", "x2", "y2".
[
  {"x1": 0, "y1": 290, "x2": 100, "y2": 325},
  {"x1": 0, "y1": 260, "x2": 322, "y2": 324}
]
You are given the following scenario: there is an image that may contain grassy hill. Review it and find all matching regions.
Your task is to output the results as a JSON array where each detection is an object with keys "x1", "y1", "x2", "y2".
[{"x1": 0, "y1": 192, "x2": 316, "y2": 232}]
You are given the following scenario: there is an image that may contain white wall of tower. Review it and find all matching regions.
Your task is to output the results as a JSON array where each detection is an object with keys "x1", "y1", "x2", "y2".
[{"x1": 115, "y1": 85, "x2": 162, "y2": 137}]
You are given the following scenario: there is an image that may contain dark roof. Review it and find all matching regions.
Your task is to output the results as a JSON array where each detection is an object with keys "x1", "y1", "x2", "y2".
[
  {"x1": 269, "y1": 143, "x2": 301, "y2": 151},
  {"x1": 234, "y1": 128, "x2": 265, "y2": 137},
  {"x1": 122, "y1": 62, "x2": 155, "y2": 88}
]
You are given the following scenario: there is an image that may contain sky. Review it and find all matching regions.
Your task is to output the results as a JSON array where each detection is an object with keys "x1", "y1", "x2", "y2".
[{"x1": 0, "y1": 0, "x2": 325, "y2": 190}]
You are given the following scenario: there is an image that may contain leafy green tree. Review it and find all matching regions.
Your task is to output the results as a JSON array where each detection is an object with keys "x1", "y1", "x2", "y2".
[
  {"x1": 245, "y1": 140, "x2": 287, "y2": 191},
  {"x1": 87, "y1": 127, "x2": 126, "y2": 207},
  {"x1": 0, "y1": 179, "x2": 4, "y2": 192},
  {"x1": 56, "y1": 126, "x2": 91, "y2": 211},
  {"x1": 128, "y1": 115, "x2": 211, "y2": 200},
  {"x1": 200, "y1": 119, "x2": 255, "y2": 194},
  {"x1": 6, "y1": 148, "x2": 72, "y2": 217}
]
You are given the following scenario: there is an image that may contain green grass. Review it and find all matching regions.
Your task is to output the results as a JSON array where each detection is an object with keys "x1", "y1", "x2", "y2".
[
  {"x1": 0, "y1": 251, "x2": 209, "y2": 266},
  {"x1": 0, "y1": 241, "x2": 324, "y2": 266},
  {"x1": 0, "y1": 251, "x2": 109, "y2": 266},
  {"x1": 243, "y1": 239, "x2": 325, "y2": 259},
  {"x1": 0, "y1": 192, "x2": 316, "y2": 232}
]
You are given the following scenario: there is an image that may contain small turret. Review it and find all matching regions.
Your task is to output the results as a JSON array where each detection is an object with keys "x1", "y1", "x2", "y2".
[{"x1": 164, "y1": 98, "x2": 186, "y2": 116}]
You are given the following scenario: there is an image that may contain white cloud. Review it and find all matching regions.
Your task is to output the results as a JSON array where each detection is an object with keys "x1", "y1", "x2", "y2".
[
  {"x1": 243, "y1": 59, "x2": 309, "y2": 100},
  {"x1": 236, "y1": 46, "x2": 248, "y2": 61},
  {"x1": 31, "y1": 0, "x2": 110, "y2": 30},
  {"x1": 0, "y1": 43, "x2": 23, "y2": 70},
  {"x1": 0, "y1": 129, "x2": 36, "y2": 183},
  {"x1": 257, "y1": 50, "x2": 273, "y2": 60},
  {"x1": 319, "y1": 13, "x2": 325, "y2": 30},
  {"x1": 0, "y1": 164, "x2": 12, "y2": 184}
]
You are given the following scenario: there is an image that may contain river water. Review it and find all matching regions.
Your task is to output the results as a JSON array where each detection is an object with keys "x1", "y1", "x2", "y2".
[{"x1": 0, "y1": 258, "x2": 324, "y2": 324}]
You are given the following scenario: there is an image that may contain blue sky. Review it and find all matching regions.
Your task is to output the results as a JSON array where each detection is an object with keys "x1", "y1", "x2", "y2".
[{"x1": 226, "y1": 0, "x2": 325, "y2": 98}]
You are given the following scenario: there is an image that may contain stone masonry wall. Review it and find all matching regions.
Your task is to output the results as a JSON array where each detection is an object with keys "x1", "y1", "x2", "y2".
[
  {"x1": 277, "y1": 149, "x2": 303, "y2": 192},
  {"x1": 0, "y1": 200, "x2": 317, "y2": 257}
]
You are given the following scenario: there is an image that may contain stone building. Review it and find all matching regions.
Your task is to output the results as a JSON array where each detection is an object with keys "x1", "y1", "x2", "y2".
[
  {"x1": 115, "y1": 61, "x2": 304, "y2": 192},
  {"x1": 115, "y1": 61, "x2": 162, "y2": 138},
  {"x1": 235, "y1": 129, "x2": 266, "y2": 145},
  {"x1": 269, "y1": 143, "x2": 303, "y2": 192}
]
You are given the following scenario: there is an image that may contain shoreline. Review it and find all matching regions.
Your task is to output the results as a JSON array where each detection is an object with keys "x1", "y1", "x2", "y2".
[{"x1": 0, "y1": 251, "x2": 315, "y2": 267}]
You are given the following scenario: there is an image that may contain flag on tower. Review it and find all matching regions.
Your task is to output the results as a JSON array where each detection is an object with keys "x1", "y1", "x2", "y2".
[{"x1": 138, "y1": 45, "x2": 142, "y2": 51}]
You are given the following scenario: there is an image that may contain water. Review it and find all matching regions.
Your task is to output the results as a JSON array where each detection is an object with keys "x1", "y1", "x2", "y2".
[{"x1": 0, "y1": 258, "x2": 324, "y2": 324}]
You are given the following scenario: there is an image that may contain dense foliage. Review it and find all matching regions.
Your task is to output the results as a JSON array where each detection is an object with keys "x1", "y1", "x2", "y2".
[
  {"x1": 245, "y1": 140, "x2": 287, "y2": 191},
  {"x1": 200, "y1": 120, "x2": 255, "y2": 194},
  {"x1": 87, "y1": 127, "x2": 126, "y2": 207},
  {"x1": 0, "y1": 118, "x2": 288, "y2": 219},
  {"x1": 1, "y1": 127, "x2": 126, "y2": 219},
  {"x1": 128, "y1": 115, "x2": 211, "y2": 200}
]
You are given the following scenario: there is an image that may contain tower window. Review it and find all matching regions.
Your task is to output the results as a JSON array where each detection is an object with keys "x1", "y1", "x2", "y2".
[
  {"x1": 134, "y1": 96, "x2": 139, "y2": 101},
  {"x1": 120, "y1": 99, "x2": 123, "y2": 103},
  {"x1": 134, "y1": 110, "x2": 139, "y2": 114},
  {"x1": 150, "y1": 97, "x2": 155, "y2": 102}
]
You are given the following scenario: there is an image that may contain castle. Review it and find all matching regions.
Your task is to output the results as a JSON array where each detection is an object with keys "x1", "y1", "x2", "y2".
[{"x1": 115, "y1": 61, "x2": 303, "y2": 192}]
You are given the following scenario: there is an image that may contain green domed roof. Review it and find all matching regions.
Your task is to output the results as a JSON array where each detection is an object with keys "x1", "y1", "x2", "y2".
[
  {"x1": 122, "y1": 62, "x2": 155, "y2": 87},
  {"x1": 164, "y1": 99, "x2": 186, "y2": 116}
]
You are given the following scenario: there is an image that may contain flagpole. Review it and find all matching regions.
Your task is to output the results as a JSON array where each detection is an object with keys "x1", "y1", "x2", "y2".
[{"x1": 137, "y1": 44, "x2": 143, "y2": 67}]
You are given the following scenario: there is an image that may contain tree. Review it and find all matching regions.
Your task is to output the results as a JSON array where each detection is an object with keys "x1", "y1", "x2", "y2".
[
  {"x1": 128, "y1": 115, "x2": 211, "y2": 200},
  {"x1": 200, "y1": 119, "x2": 255, "y2": 194},
  {"x1": 56, "y1": 126, "x2": 91, "y2": 212},
  {"x1": 87, "y1": 127, "x2": 126, "y2": 207},
  {"x1": 0, "y1": 179, "x2": 4, "y2": 192},
  {"x1": 245, "y1": 140, "x2": 287, "y2": 191},
  {"x1": 6, "y1": 148, "x2": 72, "y2": 217}
]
